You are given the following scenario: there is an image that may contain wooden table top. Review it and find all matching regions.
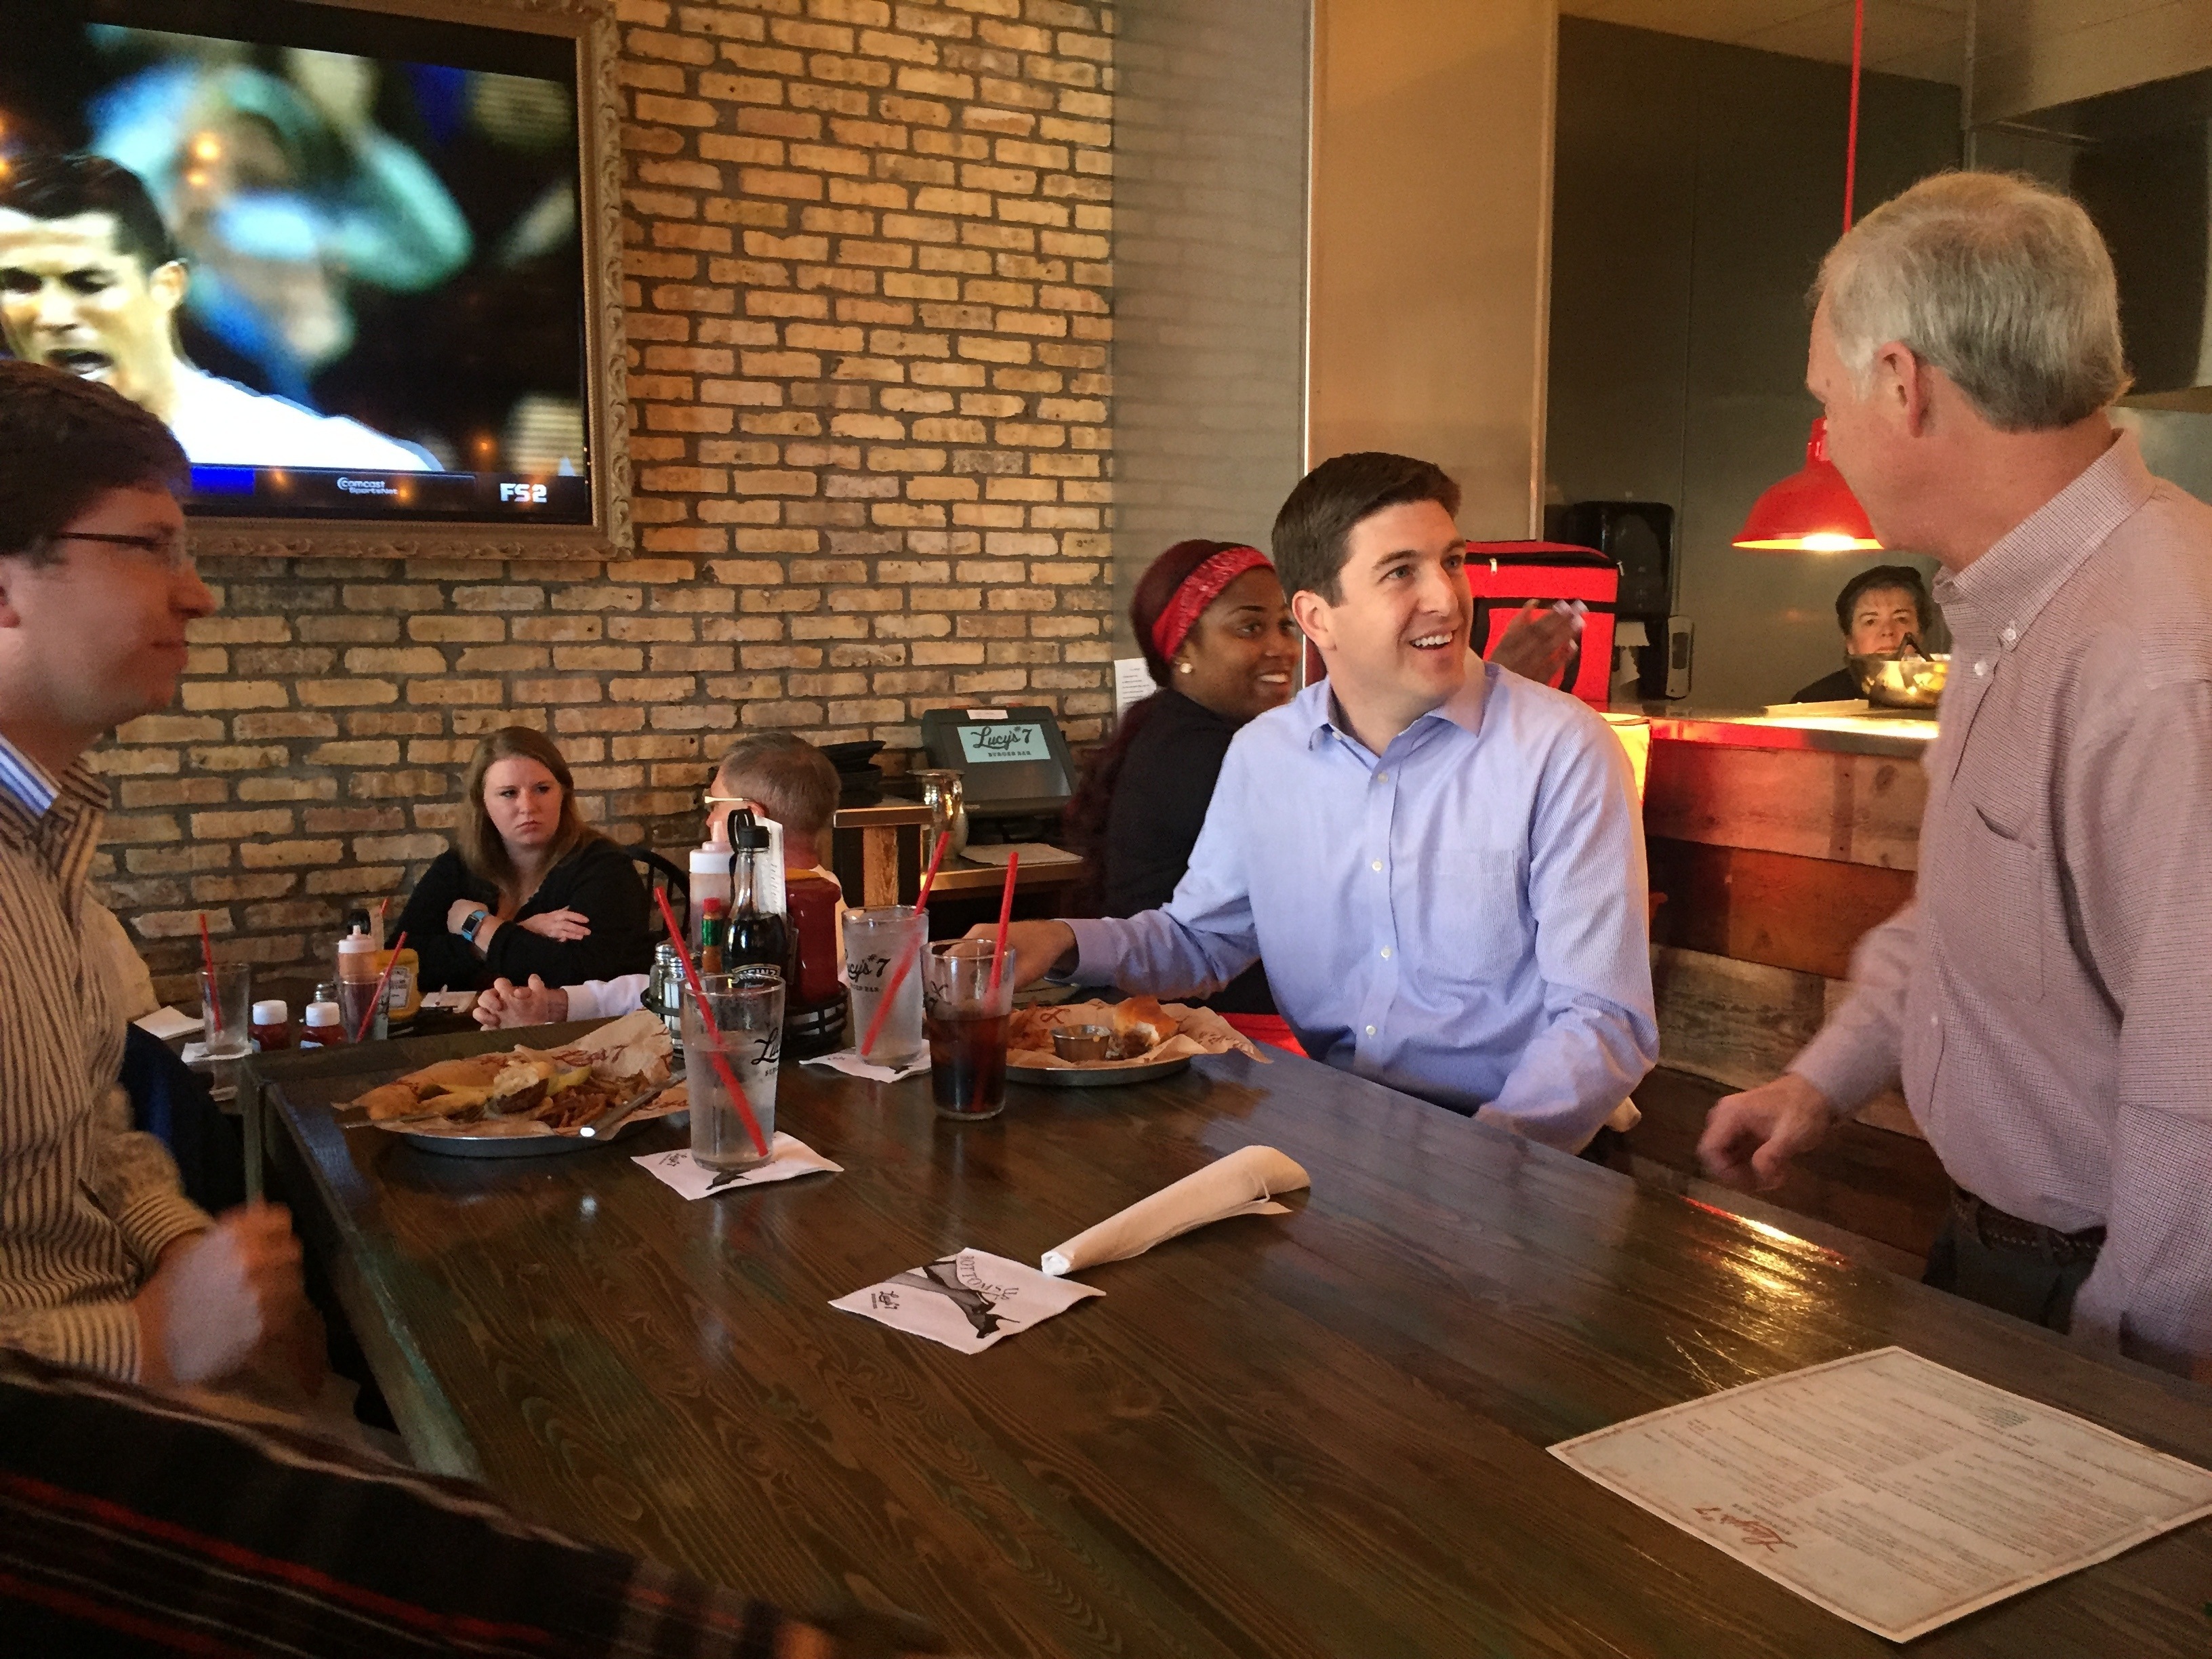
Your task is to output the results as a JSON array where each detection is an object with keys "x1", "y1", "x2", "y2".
[
  {"x1": 255, "y1": 1030, "x2": 2212, "y2": 1658},
  {"x1": 928, "y1": 851, "x2": 1085, "y2": 895}
]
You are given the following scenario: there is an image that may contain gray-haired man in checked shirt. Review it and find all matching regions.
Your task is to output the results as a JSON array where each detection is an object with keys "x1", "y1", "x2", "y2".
[{"x1": 1700, "y1": 173, "x2": 2212, "y2": 1381}]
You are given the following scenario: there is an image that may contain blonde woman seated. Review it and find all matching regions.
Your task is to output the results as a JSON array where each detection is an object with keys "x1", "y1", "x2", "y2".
[
  {"x1": 475, "y1": 734, "x2": 846, "y2": 1029},
  {"x1": 394, "y1": 726, "x2": 652, "y2": 991}
]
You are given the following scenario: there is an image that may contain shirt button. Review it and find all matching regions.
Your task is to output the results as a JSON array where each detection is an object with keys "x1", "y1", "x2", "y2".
[
  {"x1": 1929, "y1": 1015, "x2": 1940, "y2": 1029},
  {"x1": 1974, "y1": 660, "x2": 1990, "y2": 677},
  {"x1": 1375, "y1": 771, "x2": 1389, "y2": 783},
  {"x1": 1380, "y1": 946, "x2": 1393, "y2": 959},
  {"x1": 1370, "y1": 859, "x2": 1383, "y2": 872},
  {"x1": 1364, "y1": 1024, "x2": 1377, "y2": 1037},
  {"x1": 2001, "y1": 625, "x2": 2018, "y2": 647}
]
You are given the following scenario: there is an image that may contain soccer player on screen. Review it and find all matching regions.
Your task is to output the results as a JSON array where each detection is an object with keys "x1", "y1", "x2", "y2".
[{"x1": 0, "y1": 154, "x2": 433, "y2": 473}]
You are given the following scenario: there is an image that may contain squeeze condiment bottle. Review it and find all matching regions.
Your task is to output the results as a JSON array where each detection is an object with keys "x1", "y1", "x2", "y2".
[
  {"x1": 300, "y1": 1000, "x2": 344, "y2": 1049},
  {"x1": 336, "y1": 926, "x2": 382, "y2": 1042},
  {"x1": 250, "y1": 1000, "x2": 291, "y2": 1051}
]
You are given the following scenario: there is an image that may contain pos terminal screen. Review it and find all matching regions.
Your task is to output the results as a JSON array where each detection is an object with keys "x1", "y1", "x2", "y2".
[
  {"x1": 920, "y1": 706, "x2": 1077, "y2": 815},
  {"x1": 956, "y1": 723, "x2": 1053, "y2": 764}
]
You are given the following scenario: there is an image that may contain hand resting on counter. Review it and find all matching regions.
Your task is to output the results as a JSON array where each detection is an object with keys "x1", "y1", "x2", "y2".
[{"x1": 1696, "y1": 1072, "x2": 1837, "y2": 1191}]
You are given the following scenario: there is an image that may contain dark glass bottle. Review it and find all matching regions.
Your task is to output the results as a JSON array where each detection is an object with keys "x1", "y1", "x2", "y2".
[{"x1": 725, "y1": 811, "x2": 790, "y2": 972}]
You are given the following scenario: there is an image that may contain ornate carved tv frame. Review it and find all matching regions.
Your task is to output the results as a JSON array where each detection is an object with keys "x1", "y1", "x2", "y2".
[{"x1": 181, "y1": 0, "x2": 630, "y2": 561}]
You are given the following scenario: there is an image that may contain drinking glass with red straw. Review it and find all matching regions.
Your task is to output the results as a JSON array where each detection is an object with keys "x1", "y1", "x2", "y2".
[
  {"x1": 197, "y1": 912, "x2": 222, "y2": 1042},
  {"x1": 859, "y1": 830, "x2": 951, "y2": 1059},
  {"x1": 987, "y1": 849, "x2": 1019, "y2": 993},
  {"x1": 352, "y1": 931, "x2": 407, "y2": 1044},
  {"x1": 652, "y1": 887, "x2": 769, "y2": 1160}
]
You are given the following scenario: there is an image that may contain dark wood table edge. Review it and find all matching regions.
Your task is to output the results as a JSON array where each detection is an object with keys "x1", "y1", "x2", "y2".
[
  {"x1": 253, "y1": 1027, "x2": 2212, "y2": 1513},
  {"x1": 249, "y1": 1020, "x2": 619, "y2": 1479}
]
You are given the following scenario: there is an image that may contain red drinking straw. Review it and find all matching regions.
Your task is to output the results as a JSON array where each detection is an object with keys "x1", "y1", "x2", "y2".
[
  {"x1": 352, "y1": 930, "x2": 407, "y2": 1045},
  {"x1": 987, "y1": 849, "x2": 1019, "y2": 993},
  {"x1": 197, "y1": 912, "x2": 221, "y2": 1039},
  {"x1": 652, "y1": 887, "x2": 769, "y2": 1160},
  {"x1": 859, "y1": 829, "x2": 951, "y2": 1058}
]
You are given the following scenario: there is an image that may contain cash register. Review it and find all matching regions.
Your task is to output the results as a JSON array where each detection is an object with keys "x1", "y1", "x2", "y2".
[{"x1": 915, "y1": 705, "x2": 1080, "y2": 838}]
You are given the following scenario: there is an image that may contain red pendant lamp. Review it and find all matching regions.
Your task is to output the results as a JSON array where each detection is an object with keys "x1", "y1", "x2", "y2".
[{"x1": 1732, "y1": 0, "x2": 1882, "y2": 553}]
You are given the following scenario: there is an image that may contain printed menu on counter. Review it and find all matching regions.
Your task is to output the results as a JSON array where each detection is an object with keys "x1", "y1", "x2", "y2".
[{"x1": 1551, "y1": 1346, "x2": 2212, "y2": 1641}]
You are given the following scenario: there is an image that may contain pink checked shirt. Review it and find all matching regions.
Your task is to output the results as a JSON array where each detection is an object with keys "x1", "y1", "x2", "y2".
[{"x1": 1793, "y1": 430, "x2": 2212, "y2": 1374}]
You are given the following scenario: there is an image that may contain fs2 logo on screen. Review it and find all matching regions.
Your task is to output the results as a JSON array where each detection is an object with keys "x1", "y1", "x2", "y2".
[{"x1": 500, "y1": 482, "x2": 550, "y2": 504}]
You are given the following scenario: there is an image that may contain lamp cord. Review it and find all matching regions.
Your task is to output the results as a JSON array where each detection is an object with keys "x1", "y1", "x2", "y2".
[{"x1": 1843, "y1": 0, "x2": 1865, "y2": 232}]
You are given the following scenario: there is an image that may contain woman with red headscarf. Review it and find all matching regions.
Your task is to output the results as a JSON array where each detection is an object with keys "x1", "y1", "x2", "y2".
[{"x1": 1063, "y1": 540, "x2": 1299, "y2": 1014}]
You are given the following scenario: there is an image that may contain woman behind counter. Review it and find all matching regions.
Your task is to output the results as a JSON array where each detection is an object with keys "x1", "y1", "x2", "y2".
[
  {"x1": 394, "y1": 726, "x2": 652, "y2": 991},
  {"x1": 1065, "y1": 541, "x2": 1299, "y2": 1013}
]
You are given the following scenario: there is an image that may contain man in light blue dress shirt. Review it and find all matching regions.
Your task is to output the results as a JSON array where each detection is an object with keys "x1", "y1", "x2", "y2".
[{"x1": 990, "y1": 452, "x2": 1657, "y2": 1152}]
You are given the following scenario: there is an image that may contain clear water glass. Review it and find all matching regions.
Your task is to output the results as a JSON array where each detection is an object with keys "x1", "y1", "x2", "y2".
[
  {"x1": 199, "y1": 963, "x2": 253, "y2": 1060},
  {"x1": 682, "y1": 967, "x2": 785, "y2": 1172},
  {"x1": 844, "y1": 904, "x2": 926, "y2": 1067}
]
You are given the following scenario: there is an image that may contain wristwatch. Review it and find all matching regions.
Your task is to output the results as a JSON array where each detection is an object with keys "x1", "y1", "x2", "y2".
[{"x1": 459, "y1": 907, "x2": 491, "y2": 947}]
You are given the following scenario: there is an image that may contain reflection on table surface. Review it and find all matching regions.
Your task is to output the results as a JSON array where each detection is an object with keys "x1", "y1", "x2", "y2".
[{"x1": 251, "y1": 1027, "x2": 2212, "y2": 1659}]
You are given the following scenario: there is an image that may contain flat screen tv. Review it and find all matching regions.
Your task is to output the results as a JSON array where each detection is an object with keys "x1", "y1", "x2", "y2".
[{"x1": 0, "y1": 0, "x2": 628, "y2": 556}]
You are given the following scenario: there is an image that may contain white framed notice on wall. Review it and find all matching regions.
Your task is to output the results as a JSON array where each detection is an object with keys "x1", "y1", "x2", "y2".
[{"x1": 1113, "y1": 659, "x2": 1153, "y2": 717}]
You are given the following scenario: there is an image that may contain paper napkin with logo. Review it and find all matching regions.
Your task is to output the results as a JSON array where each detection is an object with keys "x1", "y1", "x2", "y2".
[
  {"x1": 832, "y1": 1249, "x2": 1101, "y2": 1354},
  {"x1": 634, "y1": 1134, "x2": 841, "y2": 1200}
]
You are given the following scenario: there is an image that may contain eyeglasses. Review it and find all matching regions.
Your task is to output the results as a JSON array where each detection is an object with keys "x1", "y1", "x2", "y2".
[
  {"x1": 702, "y1": 792, "x2": 755, "y2": 811},
  {"x1": 47, "y1": 529, "x2": 194, "y2": 573}
]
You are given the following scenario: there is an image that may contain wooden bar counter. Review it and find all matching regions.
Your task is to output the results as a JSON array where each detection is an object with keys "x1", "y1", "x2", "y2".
[
  {"x1": 254, "y1": 1023, "x2": 2212, "y2": 1657},
  {"x1": 1644, "y1": 710, "x2": 1931, "y2": 1132}
]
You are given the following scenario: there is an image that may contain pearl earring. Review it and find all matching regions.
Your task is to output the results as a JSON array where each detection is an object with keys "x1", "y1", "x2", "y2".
[{"x1": 1177, "y1": 661, "x2": 1193, "y2": 675}]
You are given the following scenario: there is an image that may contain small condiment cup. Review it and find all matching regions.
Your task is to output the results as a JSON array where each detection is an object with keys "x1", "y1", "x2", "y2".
[{"x1": 1052, "y1": 1024, "x2": 1113, "y2": 1063}]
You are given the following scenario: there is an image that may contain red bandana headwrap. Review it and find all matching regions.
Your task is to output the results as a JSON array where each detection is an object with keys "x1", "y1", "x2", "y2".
[{"x1": 1149, "y1": 544, "x2": 1273, "y2": 663}]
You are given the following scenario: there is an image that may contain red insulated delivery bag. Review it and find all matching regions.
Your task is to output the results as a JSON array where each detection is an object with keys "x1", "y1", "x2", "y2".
[{"x1": 1463, "y1": 539, "x2": 1618, "y2": 710}]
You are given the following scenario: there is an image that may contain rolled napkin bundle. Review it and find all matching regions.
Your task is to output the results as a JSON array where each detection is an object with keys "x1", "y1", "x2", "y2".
[{"x1": 1041, "y1": 1145, "x2": 1311, "y2": 1277}]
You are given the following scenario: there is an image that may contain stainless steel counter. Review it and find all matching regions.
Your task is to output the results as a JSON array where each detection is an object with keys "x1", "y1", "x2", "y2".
[{"x1": 1644, "y1": 701, "x2": 1938, "y2": 760}]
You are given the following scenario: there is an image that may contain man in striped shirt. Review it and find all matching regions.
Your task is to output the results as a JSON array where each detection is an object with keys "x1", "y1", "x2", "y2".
[
  {"x1": 0, "y1": 361, "x2": 312, "y2": 1390},
  {"x1": 1700, "y1": 173, "x2": 2212, "y2": 1379}
]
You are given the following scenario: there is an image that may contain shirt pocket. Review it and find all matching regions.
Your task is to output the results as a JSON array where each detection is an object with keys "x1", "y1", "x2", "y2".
[
  {"x1": 1412, "y1": 847, "x2": 1528, "y2": 986},
  {"x1": 1936, "y1": 800, "x2": 2045, "y2": 1000}
]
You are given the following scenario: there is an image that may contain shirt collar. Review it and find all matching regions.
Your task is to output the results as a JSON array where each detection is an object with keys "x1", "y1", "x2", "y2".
[
  {"x1": 1297, "y1": 659, "x2": 1492, "y2": 754},
  {"x1": 1937, "y1": 428, "x2": 2156, "y2": 634},
  {"x1": 0, "y1": 733, "x2": 107, "y2": 839},
  {"x1": 0, "y1": 733, "x2": 60, "y2": 818}
]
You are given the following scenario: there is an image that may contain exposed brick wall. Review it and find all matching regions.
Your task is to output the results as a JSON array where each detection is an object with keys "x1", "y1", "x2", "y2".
[{"x1": 91, "y1": 0, "x2": 1116, "y2": 1007}]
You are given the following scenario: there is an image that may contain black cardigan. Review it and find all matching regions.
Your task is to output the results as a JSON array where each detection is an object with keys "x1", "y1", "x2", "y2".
[
  {"x1": 1100, "y1": 689, "x2": 1275, "y2": 1015},
  {"x1": 394, "y1": 837, "x2": 654, "y2": 992},
  {"x1": 1790, "y1": 665, "x2": 1863, "y2": 703}
]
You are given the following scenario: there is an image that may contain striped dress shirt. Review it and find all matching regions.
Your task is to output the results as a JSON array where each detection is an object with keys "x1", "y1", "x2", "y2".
[
  {"x1": 1793, "y1": 431, "x2": 2212, "y2": 1372},
  {"x1": 0, "y1": 733, "x2": 209, "y2": 1379}
]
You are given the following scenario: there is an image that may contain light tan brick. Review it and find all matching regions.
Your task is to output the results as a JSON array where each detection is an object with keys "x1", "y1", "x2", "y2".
[
  {"x1": 118, "y1": 779, "x2": 226, "y2": 809},
  {"x1": 238, "y1": 777, "x2": 338, "y2": 803},
  {"x1": 116, "y1": 714, "x2": 226, "y2": 744},
  {"x1": 187, "y1": 617, "x2": 291, "y2": 644},
  {"x1": 188, "y1": 745, "x2": 293, "y2": 772},
  {"x1": 409, "y1": 615, "x2": 505, "y2": 643},
  {"x1": 353, "y1": 834, "x2": 449, "y2": 863},
  {"x1": 239, "y1": 839, "x2": 344, "y2": 869},
  {"x1": 180, "y1": 680, "x2": 287, "y2": 712},
  {"x1": 299, "y1": 679, "x2": 398, "y2": 708},
  {"x1": 191, "y1": 874, "x2": 298, "y2": 903},
  {"x1": 405, "y1": 678, "x2": 505, "y2": 706},
  {"x1": 306, "y1": 865, "x2": 406, "y2": 896},
  {"x1": 188, "y1": 808, "x2": 296, "y2": 840}
]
